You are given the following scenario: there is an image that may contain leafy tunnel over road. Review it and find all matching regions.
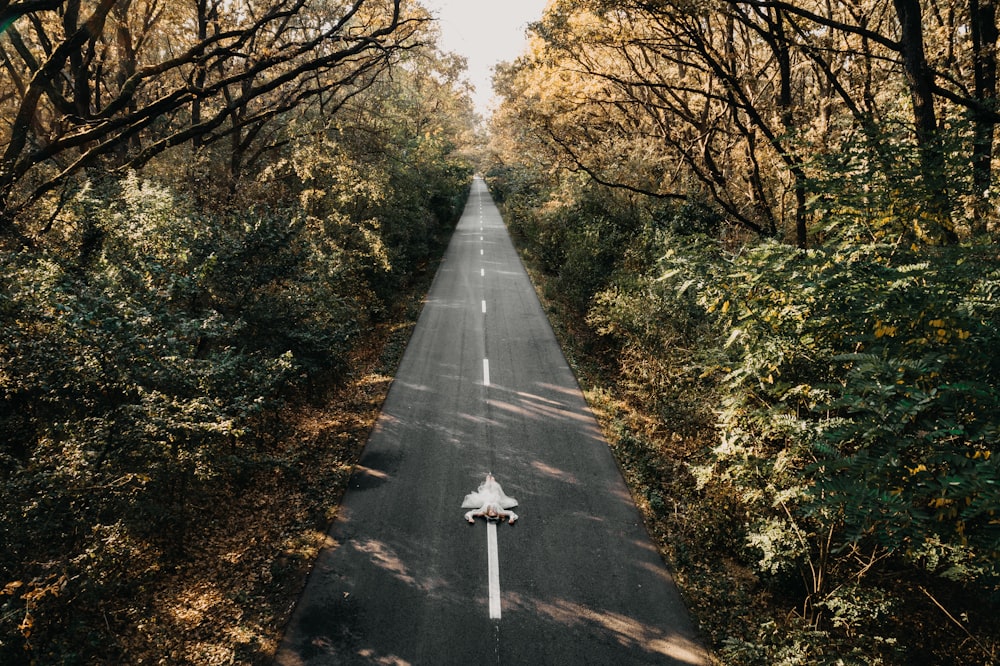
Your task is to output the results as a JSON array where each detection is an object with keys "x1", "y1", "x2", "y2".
[{"x1": 274, "y1": 179, "x2": 708, "y2": 665}]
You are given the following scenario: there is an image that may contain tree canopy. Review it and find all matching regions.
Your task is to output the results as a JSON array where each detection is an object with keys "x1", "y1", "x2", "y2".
[
  {"x1": 492, "y1": 0, "x2": 1000, "y2": 247},
  {"x1": 0, "y1": 0, "x2": 433, "y2": 237}
]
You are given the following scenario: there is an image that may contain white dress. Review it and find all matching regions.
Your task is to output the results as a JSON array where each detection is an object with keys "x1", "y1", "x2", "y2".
[{"x1": 462, "y1": 473, "x2": 519, "y2": 523}]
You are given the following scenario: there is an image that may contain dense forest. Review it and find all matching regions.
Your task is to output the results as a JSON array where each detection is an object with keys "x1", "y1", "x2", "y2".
[
  {"x1": 485, "y1": 0, "x2": 1000, "y2": 663},
  {"x1": 0, "y1": 0, "x2": 475, "y2": 662}
]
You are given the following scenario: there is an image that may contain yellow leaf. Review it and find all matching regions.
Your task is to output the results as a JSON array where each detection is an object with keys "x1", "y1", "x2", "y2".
[
  {"x1": 875, "y1": 323, "x2": 897, "y2": 338},
  {"x1": 18, "y1": 613, "x2": 33, "y2": 636}
]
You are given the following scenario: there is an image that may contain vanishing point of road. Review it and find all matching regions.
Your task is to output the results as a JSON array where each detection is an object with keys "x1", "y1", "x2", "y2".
[{"x1": 275, "y1": 178, "x2": 708, "y2": 665}]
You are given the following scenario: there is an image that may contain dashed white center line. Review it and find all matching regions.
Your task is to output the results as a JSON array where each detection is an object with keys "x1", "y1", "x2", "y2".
[
  {"x1": 477, "y1": 186, "x2": 500, "y2": 617},
  {"x1": 487, "y1": 522, "x2": 501, "y2": 619}
]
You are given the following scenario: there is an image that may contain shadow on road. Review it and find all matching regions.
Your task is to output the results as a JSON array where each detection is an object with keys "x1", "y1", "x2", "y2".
[{"x1": 276, "y1": 375, "x2": 707, "y2": 665}]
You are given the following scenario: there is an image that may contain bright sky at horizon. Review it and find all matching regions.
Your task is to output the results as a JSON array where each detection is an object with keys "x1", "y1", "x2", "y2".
[{"x1": 421, "y1": 0, "x2": 548, "y2": 117}]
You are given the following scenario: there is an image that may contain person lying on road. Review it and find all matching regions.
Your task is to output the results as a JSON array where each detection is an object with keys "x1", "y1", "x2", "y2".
[{"x1": 462, "y1": 473, "x2": 518, "y2": 524}]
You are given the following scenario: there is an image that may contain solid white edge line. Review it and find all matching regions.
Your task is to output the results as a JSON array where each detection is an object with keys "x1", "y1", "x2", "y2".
[{"x1": 487, "y1": 521, "x2": 501, "y2": 620}]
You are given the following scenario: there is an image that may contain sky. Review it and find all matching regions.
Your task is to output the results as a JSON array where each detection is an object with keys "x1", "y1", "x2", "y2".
[{"x1": 420, "y1": 0, "x2": 548, "y2": 116}]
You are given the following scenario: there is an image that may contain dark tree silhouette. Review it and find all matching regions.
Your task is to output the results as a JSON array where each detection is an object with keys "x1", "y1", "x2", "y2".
[{"x1": 0, "y1": 0, "x2": 427, "y2": 237}]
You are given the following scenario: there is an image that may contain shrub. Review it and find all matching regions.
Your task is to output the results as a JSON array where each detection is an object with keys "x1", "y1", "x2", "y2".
[
  {"x1": 646, "y1": 238, "x2": 1000, "y2": 661},
  {"x1": 0, "y1": 172, "x2": 377, "y2": 660}
]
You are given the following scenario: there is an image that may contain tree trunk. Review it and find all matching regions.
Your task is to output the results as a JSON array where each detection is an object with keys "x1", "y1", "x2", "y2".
[
  {"x1": 893, "y1": 0, "x2": 958, "y2": 243},
  {"x1": 773, "y1": 8, "x2": 808, "y2": 248},
  {"x1": 970, "y1": 0, "x2": 998, "y2": 236},
  {"x1": 192, "y1": 0, "x2": 211, "y2": 145}
]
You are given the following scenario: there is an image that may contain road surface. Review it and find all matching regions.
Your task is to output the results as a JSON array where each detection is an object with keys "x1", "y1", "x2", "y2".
[{"x1": 275, "y1": 178, "x2": 708, "y2": 665}]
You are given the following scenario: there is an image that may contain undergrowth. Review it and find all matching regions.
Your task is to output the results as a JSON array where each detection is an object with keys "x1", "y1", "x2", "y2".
[{"x1": 495, "y1": 173, "x2": 1000, "y2": 665}]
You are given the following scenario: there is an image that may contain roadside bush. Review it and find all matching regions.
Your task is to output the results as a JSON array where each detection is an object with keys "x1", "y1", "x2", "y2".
[
  {"x1": 659, "y1": 238, "x2": 1000, "y2": 660},
  {"x1": 694, "y1": 242, "x2": 1000, "y2": 567},
  {"x1": 487, "y1": 174, "x2": 643, "y2": 310},
  {"x1": 484, "y1": 164, "x2": 549, "y2": 237},
  {"x1": 588, "y1": 229, "x2": 721, "y2": 432},
  {"x1": 490, "y1": 149, "x2": 1000, "y2": 659},
  {"x1": 512, "y1": 184, "x2": 1000, "y2": 658},
  {"x1": 0, "y1": 161, "x2": 468, "y2": 660},
  {"x1": 290, "y1": 118, "x2": 470, "y2": 306}
]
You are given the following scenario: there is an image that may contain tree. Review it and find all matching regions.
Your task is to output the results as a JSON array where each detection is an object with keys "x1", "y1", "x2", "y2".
[
  {"x1": 491, "y1": 0, "x2": 1000, "y2": 245},
  {"x1": 969, "y1": 0, "x2": 998, "y2": 233},
  {"x1": 0, "y1": 0, "x2": 429, "y2": 241},
  {"x1": 0, "y1": 3, "x2": 477, "y2": 660}
]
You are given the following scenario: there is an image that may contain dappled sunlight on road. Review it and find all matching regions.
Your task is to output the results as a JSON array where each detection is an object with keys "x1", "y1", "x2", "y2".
[
  {"x1": 352, "y1": 464, "x2": 389, "y2": 483},
  {"x1": 567, "y1": 510, "x2": 607, "y2": 525},
  {"x1": 535, "y1": 381, "x2": 592, "y2": 398},
  {"x1": 482, "y1": 380, "x2": 604, "y2": 434},
  {"x1": 529, "y1": 459, "x2": 580, "y2": 485},
  {"x1": 487, "y1": 388, "x2": 597, "y2": 425},
  {"x1": 507, "y1": 592, "x2": 708, "y2": 665},
  {"x1": 354, "y1": 649, "x2": 412, "y2": 665},
  {"x1": 352, "y1": 537, "x2": 449, "y2": 595},
  {"x1": 609, "y1": 482, "x2": 638, "y2": 506},
  {"x1": 392, "y1": 380, "x2": 436, "y2": 394},
  {"x1": 353, "y1": 538, "x2": 415, "y2": 586}
]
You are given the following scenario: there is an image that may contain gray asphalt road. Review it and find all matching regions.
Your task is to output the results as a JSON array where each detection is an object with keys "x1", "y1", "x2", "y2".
[{"x1": 274, "y1": 178, "x2": 708, "y2": 665}]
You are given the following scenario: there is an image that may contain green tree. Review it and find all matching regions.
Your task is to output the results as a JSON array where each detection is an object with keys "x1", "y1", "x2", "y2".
[{"x1": 0, "y1": 3, "x2": 475, "y2": 660}]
